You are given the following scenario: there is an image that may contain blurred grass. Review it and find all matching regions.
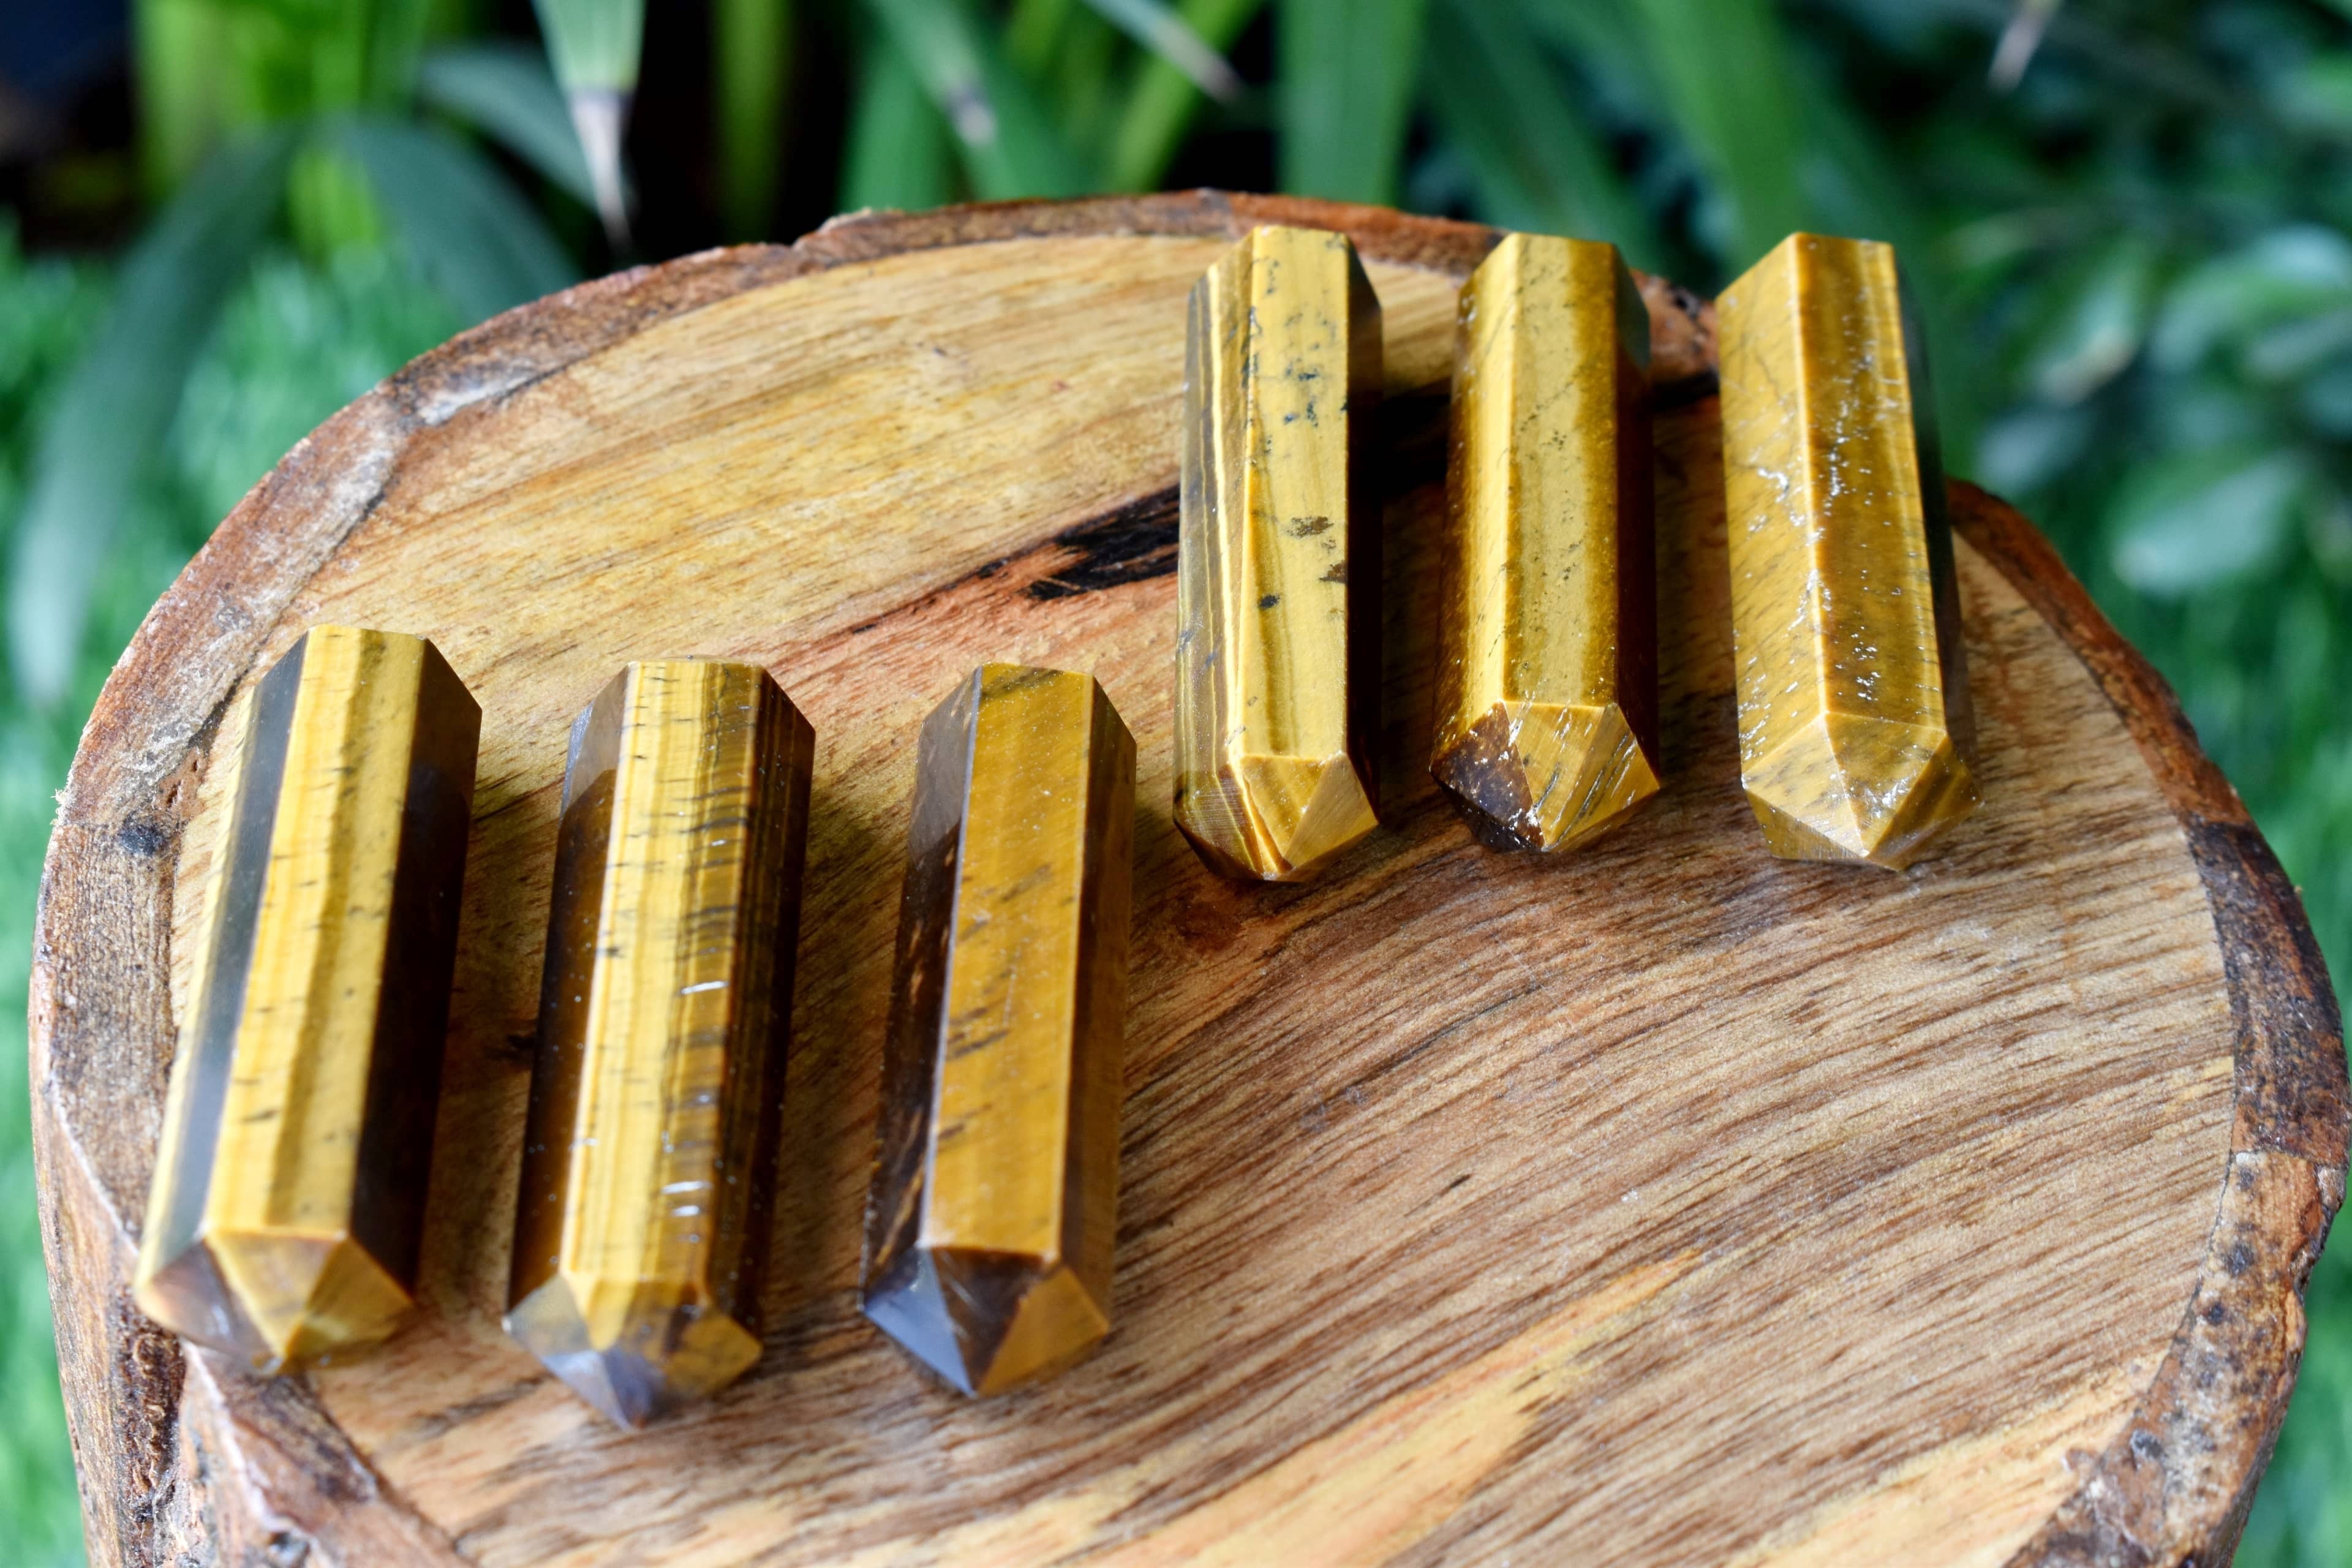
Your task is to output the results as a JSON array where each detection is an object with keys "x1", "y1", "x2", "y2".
[
  {"x1": 0, "y1": 225, "x2": 104, "y2": 1568},
  {"x1": 3, "y1": 0, "x2": 2348, "y2": 1561}
]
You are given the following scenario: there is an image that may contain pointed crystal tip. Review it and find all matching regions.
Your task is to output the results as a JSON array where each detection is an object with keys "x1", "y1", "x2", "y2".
[
  {"x1": 1178, "y1": 750, "x2": 1378, "y2": 883},
  {"x1": 1744, "y1": 713, "x2": 1977, "y2": 869},
  {"x1": 137, "y1": 1232, "x2": 413, "y2": 1375},
  {"x1": 1433, "y1": 701, "x2": 1659, "y2": 853},
  {"x1": 505, "y1": 1274, "x2": 764, "y2": 1428},
  {"x1": 862, "y1": 1246, "x2": 1110, "y2": 1398}
]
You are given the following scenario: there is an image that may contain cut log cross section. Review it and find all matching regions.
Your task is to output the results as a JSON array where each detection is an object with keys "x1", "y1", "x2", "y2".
[{"x1": 31, "y1": 192, "x2": 2346, "y2": 1567}]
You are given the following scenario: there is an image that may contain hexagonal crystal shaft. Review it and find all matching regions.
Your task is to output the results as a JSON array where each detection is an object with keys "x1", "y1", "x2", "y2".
[
  {"x1": 863, "y1": 665, "x2": 1135, "y2": 1396},
  {"x1": 136, "y1": 626, "x2": 480, "y2": 1373},
  {"x1": 1174, "y1": 224, "x2": 1382, "y2": 883},
  {"x1": 1718, "y1": 233, "x2": 1978, "y2": 869},
  {"x1": 507, "y1": 660, "x2": 812, "y2": 1428},
  {"x1": 1433, "y1": 234, "x2": 1660, "y2": 852}
]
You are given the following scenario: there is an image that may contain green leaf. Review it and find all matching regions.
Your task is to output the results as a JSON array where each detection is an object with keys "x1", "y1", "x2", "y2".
[
  {"x1": 865, "y1": 0, "x2": 1085, "y2": 198},
  {"x1": 1107, "y1": 0, "x2": 1266, "y2": 192},
  {"x1": 1049, "y1": 6, "x2": 1123, "y2": 144},
  {"x1": 2299, "y1": 361, "x2": 2352, "y2": 438},
  {"x1": 2244, "y1": 307, "x2": 2352, "y2": 385},
  {"x1": 1421, "y1": 0, "x2": 1661, "y2": 267},
  {"x1": 841, "y1": 31, "x2": 959, "y2": 211},
  {"x1": 418, "y1": 42, "x2": 598, "y2": 210},
  {"x1": 6, "y1": 131, "x2": 295, "y2": 707},
  {"x1": 2022, "y1": 238, "x2": 2160, "y2": 404},
  {"x1": 532, "y1": 0, "x2": 645, "y2": 92},
  {"x1": 1974, "y1": 404, "x2": 2094, "y2": 496},
  {"x1": 135, "y1": 0, "x2": 237, "y2": 194},
  {"x1": 170, "y1": 248, "x2": 459, "y2": 527},
  {"x1": 1515, "y1": 0, "x2": 1649, "y2": 78},
  {"x1": 285, "y1": 138, "x2": 390, "y2": 257},
  {"x1": 2149, "y1": 378, "x2": 2266, "y2": 454},
  {"x1": 2109, "y1": 445, "x2": 2310, "y2": 597},
  {"x1": 361, "y1": 0, "x2": 438, "y2": 108},
  {"x1": 1985, "y1": 0, "x2": 2062, "y2": 92},
  {"x1": 2279, "y1": 52, "x2": 2352, "y2": 136},
  {"x1": 2152, "y1": 227, "x2": 2352, "y2": 371},
  {"x1": 1006, "y1": 0, "x2": 1080, "y2": 77},
  {"x1": 714, "y1": 0, "x2": 794, "y2": 240},
  {"x1": 532, "y1": 0, "x2": 644, "y2": 241},
  {"x1": 334, "y1": 118, "x2": 578, "y2": 325},
  {"x1": 1084, "y1": 0, "x2": 1240, "y2": 101},
  {"x1": 1622, "y1": 0, "x2": 1809, "y2": 267},
  {"x1": 1276, "y1": 0, "x2": 1430, "y2": 205}
]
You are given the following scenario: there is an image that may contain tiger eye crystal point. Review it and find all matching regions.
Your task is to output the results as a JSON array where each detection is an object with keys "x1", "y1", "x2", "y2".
[
  {"x1": 506, "y1": 660, "x2": 812, "y2": 1427},
  {"x1": 863, "y1": 664, "x2": 1134, "y2": 1396},
  {"x1": 1719, "y1": 233, "x2": 1978, "y2": 870},
  {"x1": 135, "y1": 625, "x2": 480, "y2": 1373},
  {"x1": 1434, "y1": 701, "x2": 1660, "y2": 854},
  {"x1": 1174, "y1": 224, "x2": 1382, "y2": 883},
  {"x1": 1432, "y1": 234, "x2": 1660, "y2": 853},
  {"x1": 504, "y1": 1275, "x2": 764, "y2": 1430}
]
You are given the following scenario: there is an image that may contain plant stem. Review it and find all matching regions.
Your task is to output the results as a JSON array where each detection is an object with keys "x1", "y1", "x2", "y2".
[
  {"x1": 716, "y1": 0, "x2": 793, "y2": 239},
  {"x1": 1106, "y1": 0, "x2": 1262, "y2": 192},
  {"x1": 1008, "y1": 0, "x2": 1078, "y2": 78}
]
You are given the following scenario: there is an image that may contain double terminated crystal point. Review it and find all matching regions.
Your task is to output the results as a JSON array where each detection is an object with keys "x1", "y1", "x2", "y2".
[
  {"x1": 1434, "y1": 233, "x2": 1660, "y2": 851},
  {"x1": 1719, "y1": 233, "x2": 1978, "y2": 869},
  {"x1": 137, "y1": 626, "x2": 480, "y2": 1373},
  {"x1": 508, "y1": 660, "x2": 813, "y2": 1427},
  {"x1": 864, "y1": 664, "x2": 1134, "y2": 1396},
  {"x1": 1175, "y1": 224, "x2": 1382, "y2": 882}
]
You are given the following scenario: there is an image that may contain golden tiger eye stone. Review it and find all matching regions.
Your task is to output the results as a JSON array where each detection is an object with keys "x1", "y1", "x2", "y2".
[
  {"x1": 863, "y1": 664, "x2": 1135, "y2": 1396},
  {"x1": 135, "y1": 625, "x2": 480, "y2": 1373},
  {"x1": 1174, "y1": 224, "x2": 1382, "y2": 883},
  {"x1": 1717, "y1": 232, "x2": 1978, "y2": 869},
  {"x1": 1433, "y1": 233, "x2": 1659, "y2": 852},
  {"x1": 507, "y1": 660, "x2": 813, "y2": 1428}
]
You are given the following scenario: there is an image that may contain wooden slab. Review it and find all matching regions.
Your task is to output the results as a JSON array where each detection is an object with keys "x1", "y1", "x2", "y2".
[{"x1": 32, "y1": 192, "x2": 2346, "y2": 1567}]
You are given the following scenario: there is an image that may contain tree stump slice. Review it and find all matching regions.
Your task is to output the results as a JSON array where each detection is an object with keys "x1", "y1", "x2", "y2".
[{"x1": 32, "y1": 193, "x2": 2347, "y2": 1568}]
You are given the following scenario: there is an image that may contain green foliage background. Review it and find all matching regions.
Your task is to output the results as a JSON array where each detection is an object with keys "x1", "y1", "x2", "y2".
[{"x1": 2, "y1": 0, "x2": 2347, "y2": 1561}]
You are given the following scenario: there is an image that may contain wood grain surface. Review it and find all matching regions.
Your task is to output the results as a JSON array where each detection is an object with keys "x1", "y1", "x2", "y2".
[{"x1": 31, "y1": 192, "x2": 2347, "y2": 1567}]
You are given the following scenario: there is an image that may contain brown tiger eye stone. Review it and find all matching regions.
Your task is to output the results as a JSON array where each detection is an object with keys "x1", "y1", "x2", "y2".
[
  {"x1": 1433, "y1": 233, "x2": 1660, "y2": 853},
  {"x1": 135, "y1": 625, "x2": 480, "y2": 1374},
  {"x1": 1174, "y1": 224, "x2": 1384, "y2": 882},
  {"x1": 1717, "y1": 233, "x2": 1978, "y2": 868},
  {"x1": 862, "y1": 663, "x2": 1136, "y2": 1396},
  {"x1": 506, "y1": 659, "x2": 813, "y2": 1427}
]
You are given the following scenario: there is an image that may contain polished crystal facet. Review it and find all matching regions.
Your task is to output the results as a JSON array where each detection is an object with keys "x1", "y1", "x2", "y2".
[
  {"x1": 1174, "y1": 224, "x2": 1382, "y2": 883},
  {"x1": 136, "y1": 625, "x2": 480, "y2": 1374},
  {"x1": 507, "y1": 660, "x2": 813, "y2": 1428},
  {"x1": 1718, "y1": 232, "x2": 1978, "y2": 869},
  {"x1": 1433, "y1": 233, "x2": 1659, "y2": 852},
  {"x1": 863, "y1": 664, "x2": 1135, "y2": 1396}
]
